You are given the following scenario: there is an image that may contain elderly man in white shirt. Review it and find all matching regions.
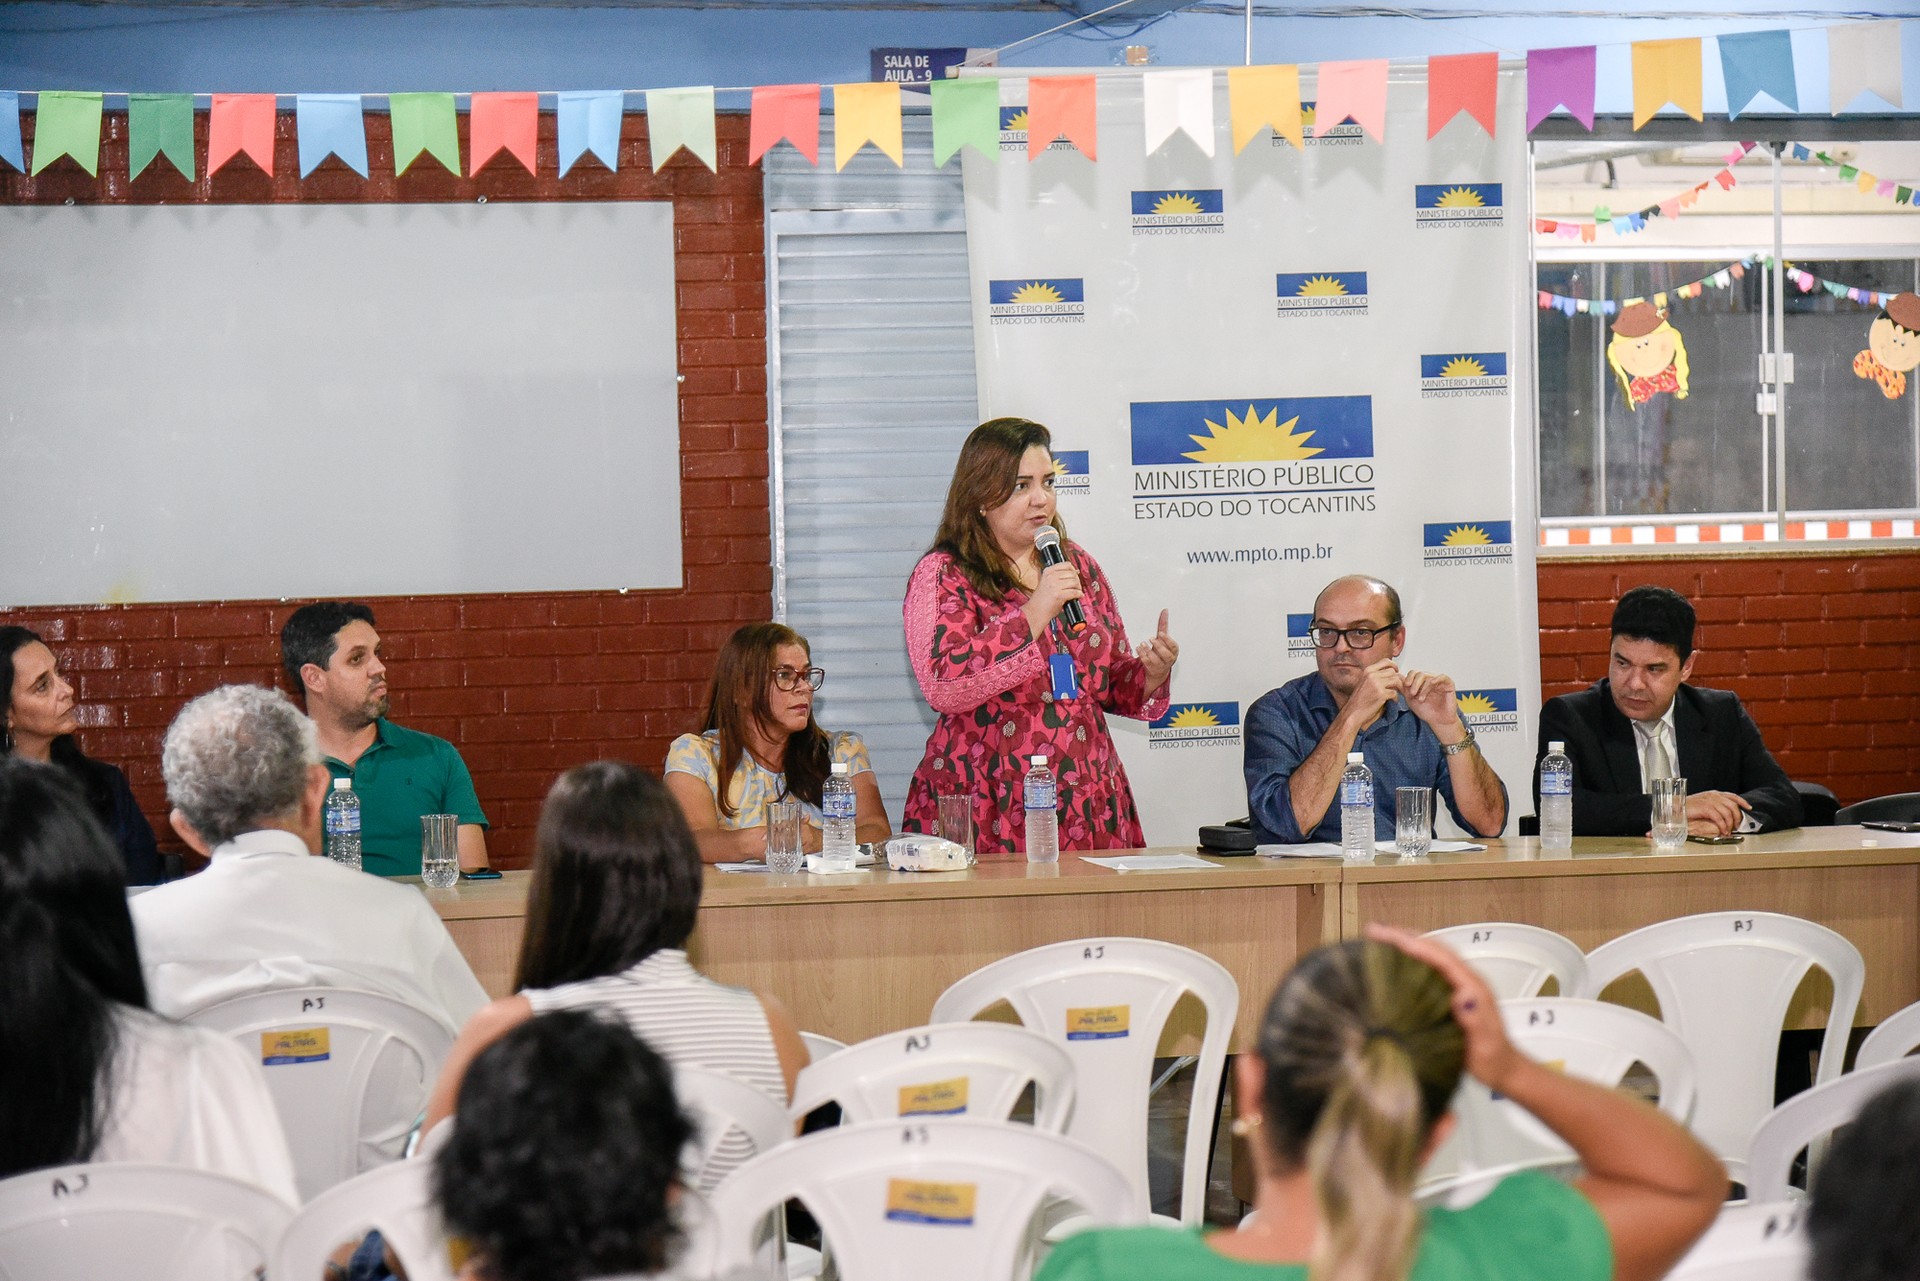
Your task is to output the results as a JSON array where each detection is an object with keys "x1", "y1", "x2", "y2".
[{"x1": 132, "y1": 682, "x2": 488, "y2": 1036}]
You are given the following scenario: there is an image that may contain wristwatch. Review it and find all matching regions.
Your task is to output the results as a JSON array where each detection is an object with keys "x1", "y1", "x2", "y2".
[{"x1": 1441, "y1": 728, "x2": 1478, "y2": 757}]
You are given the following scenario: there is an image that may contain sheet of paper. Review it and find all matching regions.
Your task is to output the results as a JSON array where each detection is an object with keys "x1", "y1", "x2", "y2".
[
  {"x1": 1372, "y1": 840, "x2": 1488, "y2": 853},
  {"x1": 1256, "y1": 843, "x2": 1346, "y2": 858},
  {"x1": 716, "y1": 862, "x2": 771, "y2": 874},
  {"x1": 1081, "y1": 853, "x2": 1222, "y2": 871}
]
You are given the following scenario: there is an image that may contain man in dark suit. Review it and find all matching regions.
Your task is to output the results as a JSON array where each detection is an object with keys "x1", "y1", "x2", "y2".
[{"x1": 1534, "y1": 585, "x2": 1801, "y2": 837}]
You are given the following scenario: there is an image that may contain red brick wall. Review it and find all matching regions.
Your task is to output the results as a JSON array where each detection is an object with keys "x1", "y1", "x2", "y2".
[
  {"x1": 1, "y1": 111, "x2": 770, "y2": 869},
  {"x1": 1538, "y1": 551, "x2": 1920, "y2": 807}
]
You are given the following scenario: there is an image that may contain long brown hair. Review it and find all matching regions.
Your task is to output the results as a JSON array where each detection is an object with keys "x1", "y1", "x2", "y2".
[
  {"x1": 698, "y1": 623, "x2": 829, "y2": 816},
  {"x1": 1258, "y1": 940, "x2": 1465, "y2": 1281},
  {"x1": 930, "y1": 417, "x2": 1068, "y2": 602}
]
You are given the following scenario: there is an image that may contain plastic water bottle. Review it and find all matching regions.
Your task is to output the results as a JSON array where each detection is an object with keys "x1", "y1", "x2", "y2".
[
  {"x1": 1540, "y1": 740, "x2": 1574, "y2": 850},
  {"x1": 820, "y1": 762, "x2": 857, "y2": 872},
  {"x1": 324, "y1": 777, "x2": 362, "y2": 872},
  {"x1": 1024, "y1": 755, "x2": 1059, "y2": 864},
  {"x1": 1339, "y1": 752, "x2": 1375, "y2": 861}
]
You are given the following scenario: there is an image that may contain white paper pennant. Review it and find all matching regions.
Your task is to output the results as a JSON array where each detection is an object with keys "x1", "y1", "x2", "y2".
[
  {"x1": 1827, "y1": 20, "x2": 1904, "y2": 112},
  {"x1": 1142, "y1": 69, "x2": 1216, "y2": 158}
]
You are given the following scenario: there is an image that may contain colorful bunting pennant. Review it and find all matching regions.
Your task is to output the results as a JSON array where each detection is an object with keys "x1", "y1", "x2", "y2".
[
  {"x1": 1314, "y1": 59, "x2": 1387, "y2": 143},
  {"x1": 1632, "y1": 38, "x2": 1704, "y2": 129},
  {"x1": 1534, "y1": 142, "x2": 1756, "y2": 236},
  {"x1": 749, "y1": 83, "x2": 820, "y2": 165},
  {"x1": 0, "y1": 92, "x2": 20, "y2": 172},
  {"x1": 1228, "y1": 65, "x2": 1302, "y2": 152},
  {"x1": 129, "y1": 93, "x2": 194, "y2": 180},
  {"x1": 1718, "y1": 29, "x2": 1798, "y2": 118},
  {"x1": 928, "y1": 77, "x2": 999, "y2": 167},
  {"x1": 30, "y1": 91, "x2": 103, "y2": 176},
  {"x1": 1527, "y1": 46, "x2": 1595, "y2": 132},
  {"x1": 209, "y1": 94, "x2": 276, "y2": 176},
  {"x1": 295, "y1": 94, "x2": 368, "y2": 178},
  {"x1": 469, "y1": 92, "x2": 537, "y2": 176},
  {"x1": 1026, "y1": 76, "x2": 1097, "y2": 160},
  {"x1": 646, "y1": 86, "x2": 717, "y2": 171},
  {"x1": 1797, "y1": 143, "x2": 1920, "y2": 208},
  {"x1": 1143, "y1": 68, "x2": 1215, "y2": 158},
  {"x1": 832, "y1": 81, "x2": 902, "y2": 170},
  {"x1": 390, "y1": 93, "x2": 460, "y2": 176},
  {"x1": 1827, "y1": 20, "x2": 1904, "y2": 112},
  {"x1": 556, "y1": 90, "x2": 623, "y2": 176},
  {"x1": 1540, "y1": 256, "x2": 1907, "y2": 317},
  {"x1": 1427, "y1": 52, "x2": 1497, "y2": 138}
]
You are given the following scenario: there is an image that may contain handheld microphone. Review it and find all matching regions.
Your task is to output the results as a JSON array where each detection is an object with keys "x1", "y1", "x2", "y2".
[{"x1": 1033, "y1": 528, "x2": 1087, "y2": 636}]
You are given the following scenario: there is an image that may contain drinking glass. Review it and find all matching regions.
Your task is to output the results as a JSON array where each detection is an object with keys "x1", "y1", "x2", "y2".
[
  {"x1": 1651, "y1": 777, "x2": 1688, "y2": 851},
  {"x1": 936, "y1": 793, "x2": 974, "y2": 864},
  {"x1": 766, "y1": 801, "x2": 805, "y2": 874},
  {"x1": 420, "y1": 813, "x2": 459, "y2": 889},
  {"x1": 1395, "y1": 787, "x2": 1432, "y2": 858}
]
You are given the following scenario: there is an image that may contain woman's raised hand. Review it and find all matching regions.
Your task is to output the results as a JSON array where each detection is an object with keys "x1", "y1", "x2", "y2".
[
  {"x1": 1366, "y1": 923, "x2": 1525, "y2": 1093},
  {"x1": 1023, "y1": 560, "x2": 1084, "y2": 640}
]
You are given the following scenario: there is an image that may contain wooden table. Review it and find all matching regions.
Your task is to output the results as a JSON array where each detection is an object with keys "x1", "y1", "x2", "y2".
[{"x1": 425, "y1": 826, "x2": 1920, "y2": 1045}]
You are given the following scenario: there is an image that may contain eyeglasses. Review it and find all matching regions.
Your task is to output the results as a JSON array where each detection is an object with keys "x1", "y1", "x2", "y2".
[
  {"x1": 771, "y1": 666, "x2": 826, "y2": 692},
  {"x1": 1309, "y1": 624, "x2": 1400, "y2": 650}
]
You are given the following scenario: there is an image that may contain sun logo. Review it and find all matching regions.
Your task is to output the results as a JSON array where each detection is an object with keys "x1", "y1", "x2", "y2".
[
  {"x1": 1183, "y1": 405, "x2": 1324, "y2": 463},
  {"x1": 1441, "y1": 525, "x2": 1493, "y2": 546},
  {"x1": 1300, "y1": 105, "x2": 1318, "y2": 127},
  {"x1": 1434, "y1": 187, "x2": 1486, "y2": 208},
  {"x1": 1152, "y1": 193, "x2": 1206, "y2": 215},
  {"x1": 1009, "y1": 282, "x2": 1063, "y2": 305},
  {"x1": 1297, "y1": 276, "x2": 1349, "y2": 297},
  {"x1": 1166, "y1": 706, "x2": 1221, "y2": 728},
  {"x1": 1440, "y1": 356, "x2": 1488, "y2": 378},
  {"x1": 1455, "y1": 693, "x2": 1499, "y2": 715},
  {"x1": 1005, "y1": 108, "x2": 1030, "y2": 130},
  {"x1": 1052, "y1": 457, "x2": 1071, "y2": 476}
]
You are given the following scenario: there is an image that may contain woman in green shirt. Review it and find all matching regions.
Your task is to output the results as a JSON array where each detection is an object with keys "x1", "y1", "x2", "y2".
[{"x1": 1039, "y1": 928, "x2": 1726, "y2": 1281}]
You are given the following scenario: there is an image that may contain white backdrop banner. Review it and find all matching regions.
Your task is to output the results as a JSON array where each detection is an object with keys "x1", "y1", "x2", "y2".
[{"x1": 962, "y1": 66, "x2": 1541, "y2": 845}]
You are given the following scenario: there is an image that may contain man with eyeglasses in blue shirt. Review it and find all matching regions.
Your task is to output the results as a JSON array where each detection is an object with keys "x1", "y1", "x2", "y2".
[{"x1": 1243, "y1": 574, "x2": 1508, "y2": 846}]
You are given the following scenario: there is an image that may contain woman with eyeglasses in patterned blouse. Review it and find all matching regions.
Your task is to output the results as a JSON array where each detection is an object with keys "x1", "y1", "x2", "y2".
[{"x1": 666, "y1": 622, "x2": 891, "y2": 864}]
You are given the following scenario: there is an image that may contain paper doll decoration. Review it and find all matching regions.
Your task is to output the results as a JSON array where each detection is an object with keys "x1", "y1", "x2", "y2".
[
  {"x1": 1853, "y1": 292, "x2": 1920, "y2": 400},
  {"x1": 1607, "y1": 302, "x2": 1690, "y2": 409}
]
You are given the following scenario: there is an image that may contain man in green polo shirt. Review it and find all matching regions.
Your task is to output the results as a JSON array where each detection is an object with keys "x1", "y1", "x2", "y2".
[{"x1": 280, "y1": 601, "x2": 490, "y2": 878}]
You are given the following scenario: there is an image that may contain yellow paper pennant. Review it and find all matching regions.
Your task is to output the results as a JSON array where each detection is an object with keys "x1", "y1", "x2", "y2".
[
  {"x1": 1631, "y1": 38, "x2": 1704, "y2": 129},
  {"x1": 1228, "y1": 65, "x2": 1302, "y2": 152},
  {"x1": 833, "y1": 82, "x2": 903, "y2": 171}
]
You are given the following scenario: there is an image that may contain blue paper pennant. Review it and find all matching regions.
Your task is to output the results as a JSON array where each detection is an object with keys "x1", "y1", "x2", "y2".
[
  {"x1": 557, "y1": 91, "x2": 624, "y2": 176},
  {"x1": 295, "y1": 94, "x2": 369, "y2": 178},
  {"x1": 0, "y1": 92, "x2": 22, "y2": 171},
  {"x1": 1719, "y1": 30, "x2": 1799, "y2": 118}
]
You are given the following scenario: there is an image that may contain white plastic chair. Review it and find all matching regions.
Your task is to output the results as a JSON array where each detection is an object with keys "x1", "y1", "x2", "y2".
[
  {"x1": 0, "y1": 1163, "x2": 294, "y2": 1281},
  {"x1": 1420, "y1": 997, "x2": 1697, "y2": 1199},
  {"x1": 675, "y1": 1066, "x2": 795, "y2": 1192},
  {"x1": 930, "y1": 937, "x2": 1236, "y2": 1225},
  {"x1": 704, "y1": 1119, "x2": 1140, "y2": 1281},
  {"x1": 1664, "y1": 1200, "x2": 1810, "y2": 1281},
  {"x1": 271, "y1": 1158, "x2": 457, "y2": 1281},
  {"x1": 185, "y1": 986, "x2": 456, "y2": 1202},
  {"x1": 1579, "y1": 911, "x2": 1864, "y2": 1174},
  {"x1": 1854, "y1": 998, "x2": 1920, "y2": 1070},
  {"x1": 800, "y1": 1031, "x2": 849, "y2": 1065},
  {"x1": 1745, "y1": 1053, "x2": 1920, "y2": 1202},
  {"x1": 789, "y1": 1022, "x2": 1075, "y2": 1132},
  {"x1": 1424, "y1": 922, "x2": 1589, "y2": 998}
]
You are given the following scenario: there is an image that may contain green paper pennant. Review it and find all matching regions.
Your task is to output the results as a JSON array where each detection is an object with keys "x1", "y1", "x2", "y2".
[
  {"x1": 1838, "y1": 164, "x2": 1858, "y2": 181},
  {"x1": 1898, "y1": 186, "x2": 1913, "y2": 204},
  {"x1": 389, "y1": 93, "x2": 460, "y2": 176},
  {"x1": 645, "y1": 87, "x2": 717, "y2": 171},
  {"x1": 928, "y1": 78, "x2": 998, "y2": 168},
  {"x1": 30, "y1": 91, "x2": 104, "y2": 176},
  {"x1": 129, "y1": 93, "x2": 195, "y2": 180}
]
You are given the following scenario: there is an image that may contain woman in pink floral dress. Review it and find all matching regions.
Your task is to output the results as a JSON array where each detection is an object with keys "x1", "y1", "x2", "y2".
[{"x1": 903, "y1": 418, "x2": 1180, "y2": 856}]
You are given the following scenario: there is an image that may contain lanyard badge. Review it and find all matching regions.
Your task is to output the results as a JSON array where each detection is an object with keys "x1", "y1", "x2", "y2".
[{"x1": 1049, "y1": 651, "x2": 1080, "y2": 702}]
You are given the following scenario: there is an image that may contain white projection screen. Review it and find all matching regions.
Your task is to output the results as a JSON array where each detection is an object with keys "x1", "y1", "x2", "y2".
[{"x1": 0, "y1": 200, "x2": 683, "y2": 606}]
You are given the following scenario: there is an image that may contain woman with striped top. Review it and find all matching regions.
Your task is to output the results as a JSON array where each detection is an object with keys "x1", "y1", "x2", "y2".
[{"x1": 424, "y1": 760, "x2": 806, "y2": 1189}]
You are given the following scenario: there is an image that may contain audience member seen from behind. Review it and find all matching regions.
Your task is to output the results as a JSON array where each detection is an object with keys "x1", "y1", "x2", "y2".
[
  {"x1": 280, "y1": 601, "x2": 491, "y2": 877},
  {"x1": 666, "y1": 622, "x2": 890, "y2": 864},
  {"x1": 1036, "y1": 929, "x2": 1725, "y2": 1281},
  {"x1": 133, "y1": 684, "x2": 488, "y2": 1172},
  {"x1": 424, "y1": 761, "x2": 806, "y2": 1189},
  {"x1": 435, "y1": 1009, "x2": 769, "y2": 1281},
  {"x1": 2, "y1": 625, "x2": 162, "y2": 884},
  {"x1": 1808, "y1": 1075, "x2": 1920, "y2": 1281},
  {"x1": 0, "y1": 756, "x2": 296, "y2": 1202}
]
